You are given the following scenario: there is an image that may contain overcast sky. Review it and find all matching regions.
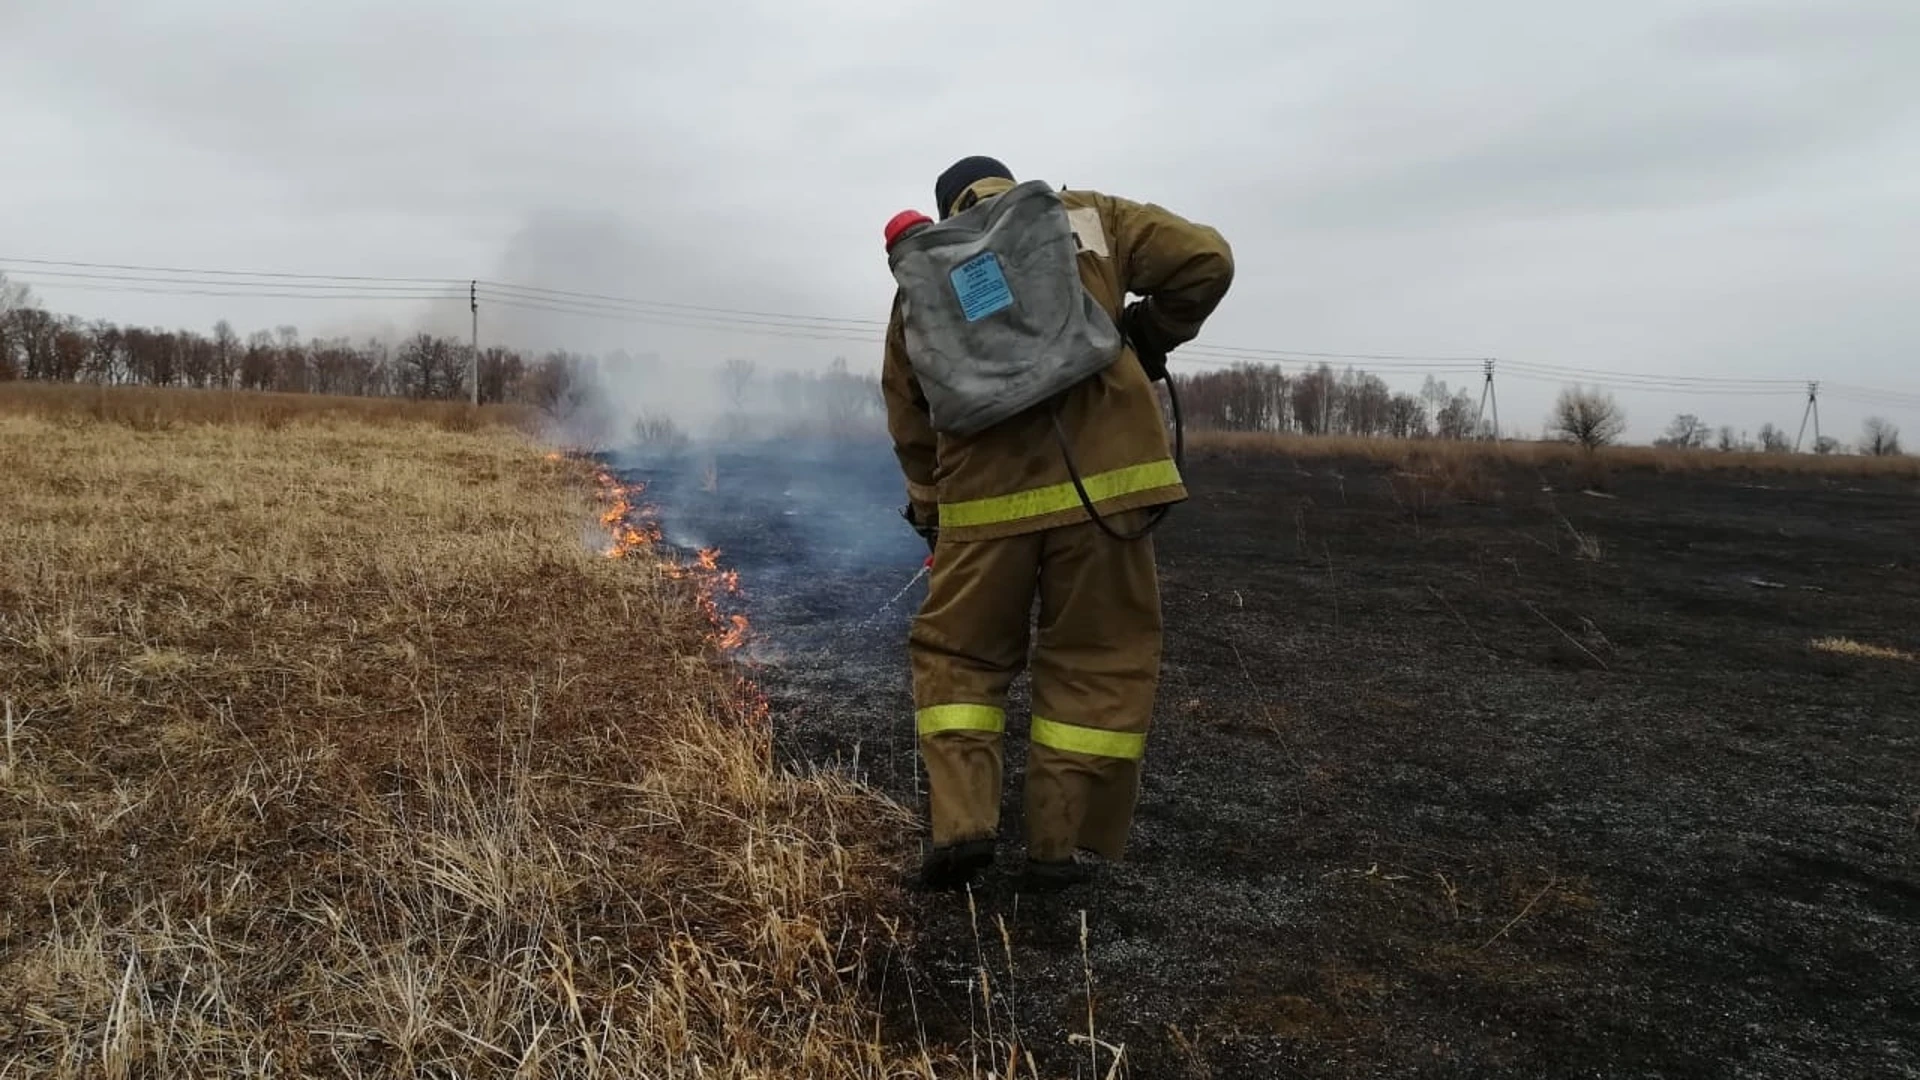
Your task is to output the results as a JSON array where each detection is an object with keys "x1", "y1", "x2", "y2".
[{"x1": 3, "y1": 0, "x2": 1916, "y2": 442}]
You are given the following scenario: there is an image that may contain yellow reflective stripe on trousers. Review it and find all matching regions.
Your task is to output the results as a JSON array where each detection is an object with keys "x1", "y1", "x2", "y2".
[
  {"x1": 1030, "y1": 716, "x2": 1147, "y2": 761},
  {"x1": 916, "y1": 704, "x2": 1007, "y2": 737},
  {"x1": 938, "y1": 459, "x2": 1181, "y2": 529}
]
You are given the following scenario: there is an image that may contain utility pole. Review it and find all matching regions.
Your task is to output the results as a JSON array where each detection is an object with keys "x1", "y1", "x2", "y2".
[
  {"x1": 1794, "y1": 381, "x2": 1821, "y2": 453},
  {"x1": 1474, "y1": 359, "x2": 1501, "y2": 440},
  {"x1": 469, "y1": 280, "x2": 480, "y2": 407}
]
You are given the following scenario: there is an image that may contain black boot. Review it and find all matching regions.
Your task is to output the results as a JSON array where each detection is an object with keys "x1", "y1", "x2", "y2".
[
  {"x1": 915, "y1": 838, "x2": 996, "y2": 892},
  {"x1": 1019, "y1": 853, "x2": 1096, "y2": 893}
]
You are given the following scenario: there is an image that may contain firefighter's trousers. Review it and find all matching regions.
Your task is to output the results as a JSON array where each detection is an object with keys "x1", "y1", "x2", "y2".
[{"x1": 909, "y1": 512, "x2": 1161, "y2": 863}]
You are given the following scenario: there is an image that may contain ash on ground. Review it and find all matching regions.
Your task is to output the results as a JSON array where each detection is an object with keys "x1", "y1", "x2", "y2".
[{"x1": 611, "y1": 440, "x2": 1920, "y2": 1080}]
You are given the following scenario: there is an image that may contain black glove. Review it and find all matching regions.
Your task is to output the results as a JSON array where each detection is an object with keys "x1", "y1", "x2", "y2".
[
  {"x1": 1121, "y1": 300, "x2": 1172, "y2": 383},
  {"x1": 900, "y1": 504, "x2": 938, "y2": 552}
]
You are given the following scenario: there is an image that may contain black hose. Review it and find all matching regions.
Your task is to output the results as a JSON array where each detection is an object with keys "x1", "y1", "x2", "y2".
[{"x1": 1052, "y1": 372, "x2": 1184, "y2": 543}]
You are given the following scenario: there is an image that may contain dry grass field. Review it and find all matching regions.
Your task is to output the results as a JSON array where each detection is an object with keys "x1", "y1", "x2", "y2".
[
  {"x1": 0, "y1": 381, "x2": 542, "y2": 433},
  {"x1": 0, "y1": 388, "x2": 924, "y2": 1078}
]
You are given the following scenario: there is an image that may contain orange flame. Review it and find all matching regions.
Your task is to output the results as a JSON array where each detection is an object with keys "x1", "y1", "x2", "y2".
[
  {"x1": 716, "y1": 614, "x2": 751, "y2": 651},
  {"x1": 588, "y1": 464, "x2": 753, "y2": 655}
]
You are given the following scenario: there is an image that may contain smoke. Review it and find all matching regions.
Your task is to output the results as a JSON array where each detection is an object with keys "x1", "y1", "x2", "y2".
[
  {"x1": 487, "y1": 208, "x2": 890, "y2": 452},
  {"x1": 605, "y1": 437, "x2": 926, "y2": 668}
]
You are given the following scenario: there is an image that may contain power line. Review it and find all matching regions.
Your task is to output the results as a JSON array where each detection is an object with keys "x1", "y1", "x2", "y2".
[
  {"x1": 1501, "y1": 358, "x2": 1803, "y2": 389},
  {"x1": 1, "y1": 266, "x2": 465, "y2": 294},
  {"x1": 478, "y1": 294, "x2": 883, "y2": 344},
  {"x1": 478, "y1": 280, "x2": 891, "y2": 330},
  {"x1": 21, "y1": 281, "x2": 466, "y2": 302},
  {"x1": 1826, "y1": 390, "x2": 1920, "y2": 411},
  {"x1": 1177, "y1": 342, "x2": 1489, "y2": 364},
  {"x1": 0, "y1": 255, "x2": 454, "y2": 285},
  {"x1": 473, "y1": 286, "x2": 886, "y2": 338},
  {"x1": 0, "y1": 255, "x2": 1519, "y2": 363},
  {"x1": 1824, "y1": 384, "x2": 1920, "y2": 406},
  {"x1": 8, "y1": 253, "x2": 1919, "y2": 406},
  {"x1": 1501, "y1": 368, "x2": 1806, "y2": 398}
]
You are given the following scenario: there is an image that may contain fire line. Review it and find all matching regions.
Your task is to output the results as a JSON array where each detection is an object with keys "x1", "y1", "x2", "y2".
[{"x1": 585, "y1": 460, "x2": 755, "y2": 656}]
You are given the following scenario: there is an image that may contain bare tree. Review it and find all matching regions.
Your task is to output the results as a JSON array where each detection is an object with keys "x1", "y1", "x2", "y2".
[
  {"x1": 11, "y1": 307, "x2": 58, "y2": 380},
  {"x1": 1659, "y1": 413, "x2": 1711, "y2": 449},
  {"x1": 1757, "y1": 423, "x2": 1791, "y2": 453},
  {"x1": 396, "y1": 333, "x2": 463, "y2": 399},
  {"x1": 478, "y1": 346, "x2": 522, "y2": 404},
  {"x1": 212, "y1": 320, "x2": 239, "y2": 388},
  {"x1": 1290, "y1": 363, "x2": 1336, "y2": 434},
  {"x1": 86, "y1": 322, "x2": 125, "y2": 384},
  {"x1": 1715, "y1": 426, "x2": 1749, "y2": 453},
  {"x1": 0, "y1": 274, "x2": 34, "y2": 380},
  {"x1": 720, "y1": 357, "x2": 756, "y2": 412},
  {"x1": 1433, "y1": 389, "x2": 1477, "y2": 439},
  {"x1": 274, "y1": 325, "x2": 308, "y2": 393},
  {"x1": 1862, "y1": 417, "x2": 1902, "y2": 456},
  {"x1": 181, "y1": 329, "x2": 219, "y2": 388},
  {"x1": 1172, "y1": 363, "x2": 1289, "y2": 432},
  {"x1": 52, "y1": 318, "x2": 91, "y2": 382},
  {"x1": 241, "y1": 331, "x2": 277, "y2": 390},
  {"x1": 1338, "y1": 371, "x2": 1394, "y2": 436},
  {"x1": 1552, "y1": 385, "x2": 1627, "y2": 450},
  {"x1": 1386, "y1": 393, "x2": 1429, "y2": 439}
]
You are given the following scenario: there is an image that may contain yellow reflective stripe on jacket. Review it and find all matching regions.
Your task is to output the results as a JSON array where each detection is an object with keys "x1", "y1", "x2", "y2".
[
  {"x1": 938, "y1": 460, "x2": 1182, "y2": 530},
  {"x1": 1030, "y1": 716, "x2": 1147, "y2": 761},
  {"x1": 916, "y1": 704, "x2": 1007, "y2": 737}
]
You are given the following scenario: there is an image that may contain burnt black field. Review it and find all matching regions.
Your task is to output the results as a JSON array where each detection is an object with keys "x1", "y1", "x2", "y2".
[{"x1": 610, "y1": 439, "x2": 1919, "y2": 1080}]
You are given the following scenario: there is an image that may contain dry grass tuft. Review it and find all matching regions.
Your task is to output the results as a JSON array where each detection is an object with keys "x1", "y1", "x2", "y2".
[
  {"x1": 0, "y1": 395, "x2": 935, "y2": 1077},
  {"x1": 1810, "y1": 637, "x2": 1917, "y2": 663}
]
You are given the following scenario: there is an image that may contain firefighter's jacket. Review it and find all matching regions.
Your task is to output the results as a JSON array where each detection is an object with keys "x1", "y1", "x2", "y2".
[{"x1": 882, "y1": 177, "x2": 1234, "y2": 542}]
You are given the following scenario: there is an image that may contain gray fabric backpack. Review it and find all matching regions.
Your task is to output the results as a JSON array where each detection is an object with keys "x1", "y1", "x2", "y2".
[{"x1": 887, "y1": 179, "x2": 1121, "y2": 437}]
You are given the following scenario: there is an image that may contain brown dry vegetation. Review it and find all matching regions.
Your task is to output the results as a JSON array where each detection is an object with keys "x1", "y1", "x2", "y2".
[
  {"x1": 1810, "y1": 636, "x2": 1917, "y2": 663},
  {"x1": 1188, "y1": 429, "x2": 1920, "y2": 477},
  {"x1": 0, "y1": 380, "x2": 542, "y2": 434},
  {"x1": 0, "y1": 391, "x2": 936, "y2": 1077}
]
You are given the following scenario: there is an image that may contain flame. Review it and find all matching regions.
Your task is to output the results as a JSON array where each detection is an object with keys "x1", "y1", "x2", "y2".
[
  {"x1": 588, "y1": 464, "x2": 754, "y2": 656},
  {"x1": 591, "y1": 467, "x2": 661, "y2": 559},
  {"x1": 716, "y1": 614, "x2": 751, "y2": 651},
  {"x1": 733, "y1": 674, "x2": 771, "y2": 725}
]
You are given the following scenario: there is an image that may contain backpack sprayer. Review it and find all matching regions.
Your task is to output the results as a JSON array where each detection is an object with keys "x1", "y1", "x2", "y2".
[{"x1": 883, "y1": 182, "x2": 1184, "y2": 544}]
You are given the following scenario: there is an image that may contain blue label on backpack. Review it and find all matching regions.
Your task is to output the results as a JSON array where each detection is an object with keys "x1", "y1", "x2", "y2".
[{"x1": 950, "y1": 253, "x2": 1014, "y2": 322}]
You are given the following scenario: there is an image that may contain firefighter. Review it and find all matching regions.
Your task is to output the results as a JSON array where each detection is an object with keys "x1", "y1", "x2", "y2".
[{"x1": 882, "y1": 156, "x2": 1234, "y2": 891}]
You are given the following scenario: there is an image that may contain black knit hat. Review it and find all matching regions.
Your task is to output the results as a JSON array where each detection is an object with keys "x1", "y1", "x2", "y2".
[{"x1": 935, "y1": 156, "x2": 1013, "y2": 219}]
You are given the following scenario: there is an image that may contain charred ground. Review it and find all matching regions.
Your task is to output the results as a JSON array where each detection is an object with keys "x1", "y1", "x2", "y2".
[{"x1": 611, "y1": 441, "x2": 1920, "y2": 1079}]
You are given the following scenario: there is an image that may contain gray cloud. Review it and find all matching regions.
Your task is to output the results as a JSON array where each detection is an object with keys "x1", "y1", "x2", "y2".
[{"x1": 2, "y1": 0, "x2": 1915, "y2": 441}]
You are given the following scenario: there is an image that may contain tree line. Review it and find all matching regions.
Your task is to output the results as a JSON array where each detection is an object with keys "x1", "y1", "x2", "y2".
[
  {"x1": 0, "y1": 276, "x2": 567, "y2": 404},
  {"x1": 0, "y1": 276, "x2": 885, "y2": 443},
  {"x1": 1648, "y1": 410, "x2": 1899, "y2": 457},
  {"x1": 1168, "y1": 363, "x2": 1486, "y2": 438},
  {"x1": 1179, "y1": 363, "x2": 1904, "y2": 457},
  {"x1": 2, "y1": 274, "x2": 1899, "y2": 454}
]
